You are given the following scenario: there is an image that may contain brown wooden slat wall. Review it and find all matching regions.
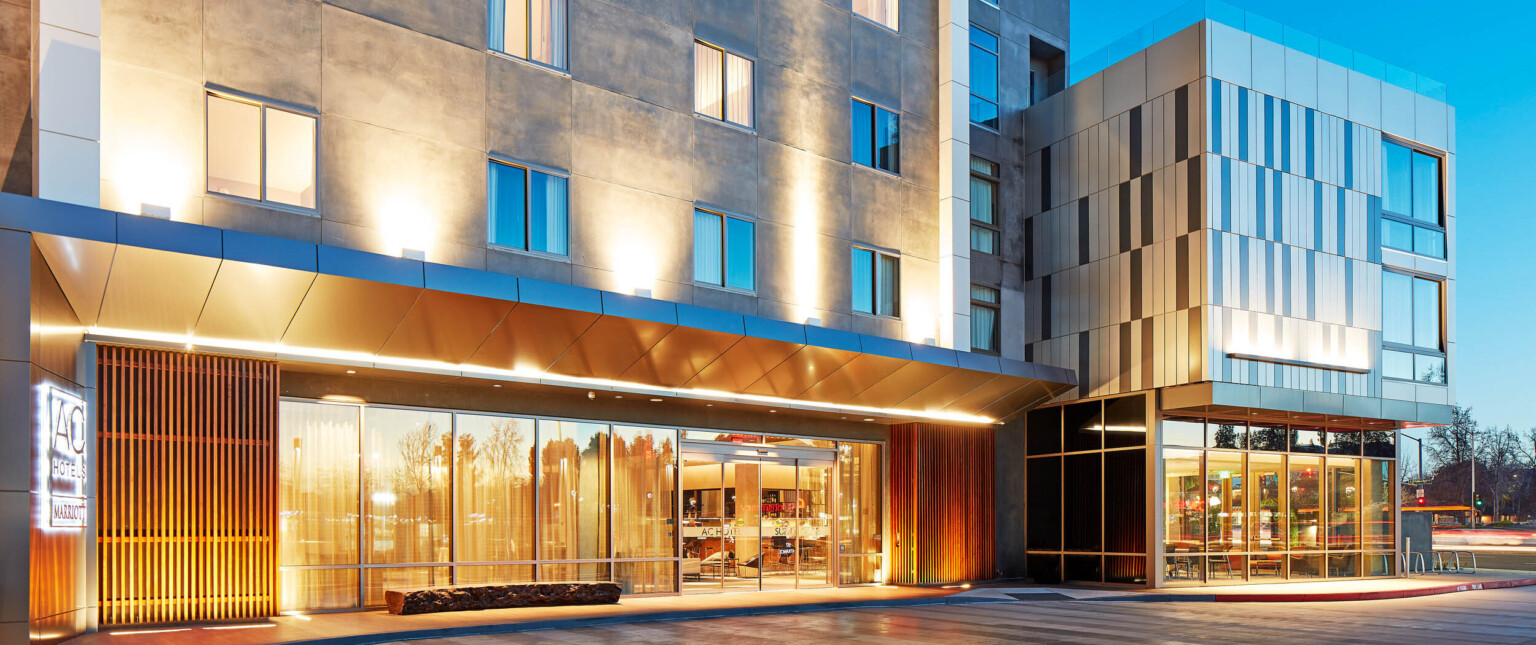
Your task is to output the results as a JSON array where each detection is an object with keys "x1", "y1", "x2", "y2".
[
  {"x1": 889, "y1": 423, "x2": 995, "y2": 585},
  {"x1": 97, "y1": 346, "x2": 278, "y2": 626}
]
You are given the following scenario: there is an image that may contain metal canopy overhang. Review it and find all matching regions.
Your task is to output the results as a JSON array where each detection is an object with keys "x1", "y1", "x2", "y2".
[{"x1": 4, "y1": 194, "x2": 1076, "y2": 425}]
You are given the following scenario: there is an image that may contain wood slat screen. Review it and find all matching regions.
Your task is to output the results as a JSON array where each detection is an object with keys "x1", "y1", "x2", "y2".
[
  {"x1": 889, "y1": 423, "x2": 996, "y2": 585},
  {"x1": 97, "y1": 346, "x2": 279, "y2": 626}
]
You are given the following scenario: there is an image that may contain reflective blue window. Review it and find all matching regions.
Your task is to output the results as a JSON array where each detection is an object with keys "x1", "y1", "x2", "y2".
[
  {"x1": 851, "y1": 246, "x2": 899, "y2": 316},
  {"x1": 489, "y1": 161, "x2": 567, "y2": 255},
  {"x1": 851, "y1": 100, "x2": 873, "y2": 168},
  {"x1": 1380, "y1": 139, "x2": 1444, "y2": 259},
  {"x1": 1382, "y1": 271, "x2": 1445, "y2": 384},
  {"x1": 970, "y1": 25, "x2": 999, "y2": 129},
  {"x1": 725, "y1": 216, "x2": 755, "y2": 290},
  {"x1": 693, "y1": 210, "x2": 755, "y2": 291},
  {"x1": 852, "y1": 99, "x2": 899, "y2": 174}
]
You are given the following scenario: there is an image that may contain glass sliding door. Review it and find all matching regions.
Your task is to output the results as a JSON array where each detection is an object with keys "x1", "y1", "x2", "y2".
[
  {"x1": 680, "y1": 459, "x2": 727, "y2": 594},
  {"x1": 795, "y1": 462, "x2": 833, "y2": 588},
  {"x1": 838, "y1": 441, "x2": 883, "y2": 584},
  {"x1": 726, "y1": 460, "x2": 763, "y2": 591}
]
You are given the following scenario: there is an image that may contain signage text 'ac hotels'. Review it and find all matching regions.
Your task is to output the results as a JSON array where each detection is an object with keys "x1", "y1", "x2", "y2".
[{"x1": 48, "y1": 388, "x2": 88, "y2": 528}]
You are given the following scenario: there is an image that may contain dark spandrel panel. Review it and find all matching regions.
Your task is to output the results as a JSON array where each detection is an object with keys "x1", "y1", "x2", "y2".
[
  {"x1": 1103, "y1": 395, "x2": 1147, "y2": 449},
  {"x1": 1162, "y1": 417, "x2": 1205, "y2": 447},
  {"x1": 1062, "y1": 400, "x2": 1103, "y2": 452},
  {"x1": 1064, "y1": 554, "x2": 1102, "y2": 583},
  {"x1": 1027, "y1": 553, "x2": 1062, "y2": 584},
  {"x1": 1026, "y1": 457, "x2": 1062, "y2": 551},
  {"x1": 1105, "y1": 555, "x2": 1147, "y2": 584},
  {"x1": 1250, "y1": 423, "x2": 1289, "y2": 452},
  {"x1": 1363, "y1": 430, "x2": 1396, "y2": 458},
  {"x1": 1291, "y1": 427, "x2": 1326, "y2": 453},
  {"x1": 1063, "y1": 453, "x2": 1102, "y2": 552},
  {"x1": 1207, "y1": 420, "x2": 1247, "y2": 450},
  {"x1": 1105, "y1": 449, "x2": 1146, "y2": 554},
  {"x1": 1026, "y1": 407, "x2": 1062, "y2": 455},
  {"x1": 1327, "y1": 429, "x2": 1362, "y2": 456}
]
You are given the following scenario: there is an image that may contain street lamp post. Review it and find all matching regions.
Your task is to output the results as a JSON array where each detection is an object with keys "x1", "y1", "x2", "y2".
[{"x1": 1470, "y1": 430, "x2": 1477, "y2": 529}]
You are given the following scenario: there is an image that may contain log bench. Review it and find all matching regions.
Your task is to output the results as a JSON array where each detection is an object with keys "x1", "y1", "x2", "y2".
[{"x1": 384, "y1": 582, "x2": 621, "y2": 615}]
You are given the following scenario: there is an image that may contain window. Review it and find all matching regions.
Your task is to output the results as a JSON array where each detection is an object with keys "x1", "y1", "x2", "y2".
[
  {"x1": 970, "y1": 26, "x2": 999, "y2": 130},
  {"x1": 694, "y1": 41, "x2": 753, "y2": 128},
  {"x1": 852, "y1": 0, "x2": 898, "y2": 30},
  {"x1": 488, "y1": 160, "x2": 569, "y2": 255},
  {"x1": 969, "y1": 157, "x2": 999, "y2": 254},
  {"x1": 970, "y1": 285, "x2": 1000, "y2": 353},
  {"x1": 851, "y1": 246, "x2": 899, "y2": 317},
  {"x1": 206, "y1": 93, "x2": 317, "y2": 210},
  {"x1": 1382, "y1": 271, "x2": 1446, "y2": 384},
  {"x1": 1381, "y1": 140, "x2": 1445, "y2": 259},
  {"x1": 489, "y1": 0, "x2": 567, "y2": 69},
  {"x1": 693, "y1": 209, "x2": 755, "y2": 290},
  {"x1": 851, "y1": 99, "x2": 899, "y2": 174}
]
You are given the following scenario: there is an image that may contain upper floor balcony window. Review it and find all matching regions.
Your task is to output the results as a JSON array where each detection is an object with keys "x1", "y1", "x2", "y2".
[
  {"x1": 1381, "y1": 139, "x2": 1445, "y2": 259},
  {"x1": 488, "y1": 159, "x2": 568, "y2": 256},
  {"x1": 851, "y1": 98, "x2": 899, "y2": 175},
  {"x1": 970, "y1": 25, "x2": 1000, "y2": 130},
  {"x1": 694, "y1": 41, "x2": 753, "y2": 128},
  {"x1": 852, "y1": 0, "x2": 898, "y2": 31},
  {"x1": 206, "y1": 92, "x2": 317, "y2": 211},
  {"x1": 851, "y1": 246, "x2": 900, "y2": 317},
  {"x1": 1382, "y1": 271, "x2": 1445, "y2": 385},
  {"x1": 490, "y1": 0, "x2": 567, "y2": 70}
]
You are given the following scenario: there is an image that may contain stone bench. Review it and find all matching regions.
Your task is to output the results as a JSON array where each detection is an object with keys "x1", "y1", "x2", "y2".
[{"x1": 384, "y1": 581, "x2": 621, "y2": 615}]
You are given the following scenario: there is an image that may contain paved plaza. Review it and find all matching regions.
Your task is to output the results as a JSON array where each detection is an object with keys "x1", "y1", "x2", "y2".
[{"x1": 397, "y1": 585, "x2": 1536, "y2": 645}]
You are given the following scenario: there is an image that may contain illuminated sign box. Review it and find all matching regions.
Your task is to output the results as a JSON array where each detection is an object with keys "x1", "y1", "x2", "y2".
[{"x1": 47, "y1": 387, "x2": 87, "y2": 528}]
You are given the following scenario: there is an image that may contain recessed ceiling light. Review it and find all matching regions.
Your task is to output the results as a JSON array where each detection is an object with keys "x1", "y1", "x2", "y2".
[
  {"x1": 863, "y1": 418, "x2": 874, "y2": 422},
  {"x1": 493, "y1": 384, "x2": 502, "y2": 388},
  {"x1": 650, "y1": 398, "x2": 663, "y2": 403},
  {"x1": 768, "y1": 409, "x2": 776, "y2": 413},
  {"x1": 705, "y1": 403, "x2": 713, "y2": 407},
  {"x1": 345, "y1": 369, "x2": 356, "y2": 374},
  {"x1": 614, "y1": 395, "x2": 623, "y2": 399}
]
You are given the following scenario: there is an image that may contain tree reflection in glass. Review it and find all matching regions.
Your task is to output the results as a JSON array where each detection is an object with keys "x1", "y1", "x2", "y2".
[{"x1": 456, "y1": 414, "x2": 536, "y2": 565}]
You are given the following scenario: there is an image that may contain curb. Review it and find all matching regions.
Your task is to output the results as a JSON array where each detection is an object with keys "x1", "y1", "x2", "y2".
[
  {"x1": 1082, "y1": 577, "x2": 1536, "y2": 603},
  {"x1": 278, "y1": 594, "x2": 1011, "y2": 645}
]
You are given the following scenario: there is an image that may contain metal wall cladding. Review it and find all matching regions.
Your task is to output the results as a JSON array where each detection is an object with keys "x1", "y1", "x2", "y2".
[
  {"x1": 96, "y1": 346, "x2": 279, "y2": 626},
  {"x1": 889, "y1": 423, "x2": 995, "y2": 584}
]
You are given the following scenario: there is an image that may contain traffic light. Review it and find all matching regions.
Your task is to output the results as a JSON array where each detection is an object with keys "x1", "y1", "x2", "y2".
[
  {"x1": 1417, "y1": 495, "x2": 1427, "y2": 506},
  {"x1": 1474, "y1": 495, "x2": 1484, "y2": 509}
]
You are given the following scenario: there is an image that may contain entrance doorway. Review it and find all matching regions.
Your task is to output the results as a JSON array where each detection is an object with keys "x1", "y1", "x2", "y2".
[{"x1": 679, "y1": 447, "x2": 834, "y2": 593}]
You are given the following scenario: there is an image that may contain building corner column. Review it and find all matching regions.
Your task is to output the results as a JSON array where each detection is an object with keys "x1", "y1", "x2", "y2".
[
  {"x1": 937, "y1": 0, "x2": 970, "y2": 350},
  {"x1": 34, "y1": 0, "x2": 101, "y2": 207}
]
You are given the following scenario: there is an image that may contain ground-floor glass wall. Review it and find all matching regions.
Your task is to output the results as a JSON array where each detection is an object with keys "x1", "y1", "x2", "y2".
[
  {"x1": 1161, "y1": 416, "x2": 1396, "y2": 585},
  {"x1": 277, "y1": 400, "x2": 883, "y2": 610}
]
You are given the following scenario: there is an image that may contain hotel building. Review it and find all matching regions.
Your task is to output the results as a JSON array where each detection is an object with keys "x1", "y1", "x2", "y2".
[{"x1": 0, "y1": 0, "x2": 1451, "y2": 641}]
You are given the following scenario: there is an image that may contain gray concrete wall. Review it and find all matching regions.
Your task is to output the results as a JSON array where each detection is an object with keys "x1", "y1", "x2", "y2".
[
  {"x1": 97, "y1": 0, "x2": 960, "y2": 345},
  {"x1": 0, "y1": 0, "x2": 30, "y2": 195}
]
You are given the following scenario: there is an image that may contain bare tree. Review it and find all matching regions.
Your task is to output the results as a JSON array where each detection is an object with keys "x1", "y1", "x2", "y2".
[
  {"x1": 1425, "y1": 407, "x2": 1477, "y2": 508},
  {"x1": 1479, "y1": 425, "x2": 1524, "y2": 521}
]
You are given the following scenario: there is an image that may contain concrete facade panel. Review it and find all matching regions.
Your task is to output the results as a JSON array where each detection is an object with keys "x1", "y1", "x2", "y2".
[
  {"x1": 571, "y1": 0, "x2": 692, "y2": 114},
  {"x1": 205, "y1": 0, "x2": 322, "y2": 106},
  {"x1": 486, "y1": 55, "x2": 574, "y2": 169},
  {"x1": 324, "y1": 0, "x2": 487, "y2": 49}
]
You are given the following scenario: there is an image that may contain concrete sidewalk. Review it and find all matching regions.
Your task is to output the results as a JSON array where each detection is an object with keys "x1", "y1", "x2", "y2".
[
  {"x1": 954, "y1": 570, "x2": 1536, "y2": 603},
  {"x1": 71, "y1": 585, "x2": 1003, "y2": 645}
]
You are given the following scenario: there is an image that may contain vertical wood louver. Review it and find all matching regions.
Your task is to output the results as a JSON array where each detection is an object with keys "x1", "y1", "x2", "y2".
[
  {"x1": 889, "y1": 423, "x2": 996, "y2": 585},
  {"x1": 97, "y1": 346, "x2": 279, "y2": 626}
]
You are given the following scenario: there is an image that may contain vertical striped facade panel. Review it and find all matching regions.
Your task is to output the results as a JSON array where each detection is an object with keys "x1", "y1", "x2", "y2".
[
  {"x1": 97, "y1": 346, "x2": 279, "y2": 626},
  {"x1": 889, "y1": 424, "x2": 995, "y2": 584}
]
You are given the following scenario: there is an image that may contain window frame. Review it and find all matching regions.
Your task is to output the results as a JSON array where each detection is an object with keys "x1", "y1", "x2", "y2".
[
  {"x1": 487, "y1": 157, "x2": 572, "y2": 258},
  {"x1": 851, "y1": 0, "x2": 899, "y2": 32},
  {"x1": 1380, "y1": 269, "x2": 1446, "y2": 385},
  {"x1": 204, "y1": 88, "x2": 320, "y2": 215},
  {"x1": 968, "y1": 24, "x2": 1000, "y2": 131},
  {"x1": 1379, "y1": 136, "x2": 1446, "y2": 260},
  {"x1": 851, "y1": 244, "x2": 901, "y2": 318},
  {"x1": 969, "y1": 156, "x2": 1000, "y2": 255},
  {"x1": 693, "y1": 40, "x2": 755, "y2": 130},
  {"x1": 488, "y1": 0, "x2": 570, "y2": 72},
  {"x1": 970, "y1": 284, "x2": 1001, "y2": 355},
  {"x1": 851, "y1": 97, "x2": 900, "y2": 176},
  {"x1": 692, "y1": 207, "x2": 757, "y2": 293}
]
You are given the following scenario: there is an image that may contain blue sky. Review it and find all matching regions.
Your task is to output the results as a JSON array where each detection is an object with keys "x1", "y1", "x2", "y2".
[{"x1": 1071, "y1": 0, "x2": 1536, "y2": 438}]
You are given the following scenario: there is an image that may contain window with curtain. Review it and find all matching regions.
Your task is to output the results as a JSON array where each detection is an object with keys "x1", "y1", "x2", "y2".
[
  {"x1": 1382, "y1": 271, "x2": 1445, "y2": 384},
  {"x1": 454, "y1": 414, "x2": 536, "y2": 563},
  {"x1": 970, "y1": 284, "x2": 1000, "y2": 353},
  {"x1": 851, "y1": 246, "x2": 899, "y2": 317},
  {"x1": 207, "y1": 93, "x2": 317, "y2": 210},
  {"x1": 693, "y1": 209, "x2": 755, "y2": 291},
  {"x1": 969, "y1": 157, "x2": 999, "y2": 254},
  {"x1": 852, "y1": 0, "x2": 898, "y2": 30},
  {"x1": 489, "y1": 160, "x2": 569, "y2": 255},
  {"x1": 489, "y1": 0, "x2": 567, "y2": 69},
  {"x1": 537, "y1": 420, "x2": 609, "y2": 561},
  {"x1": 1380, "y1": 139, "x2": 1445, "y2": 258},
  {"x1": 851, "y1": 98, "x2": 899, "y2": 174},
  {"x1": 694, "y1": 41, "x2": 753, "y2": 127},
  {"x1": 969, "y1": 26, "x2": 999, "y2": 130}
]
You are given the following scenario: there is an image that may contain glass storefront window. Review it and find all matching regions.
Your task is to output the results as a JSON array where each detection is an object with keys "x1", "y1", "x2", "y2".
[
  {"x1": 1063, "y1": 400, "x2": 1103, "y2": 452},
  {"x1": 364, "y1": 408, "x2": 453, "y2": 565},
  {"x1": 1247, "y1": 453, "x2": 1286, "y2": 552},
  {"x1": 1327, "y1": 458, "x2": 1359, "y2": 550},
  {"x1": 1291, "y1": 427, "x2": 1326, "y2": 453},
  {"x1": 1207, "y1": 421, "x2": 1247, "y2": 449},
  {"x1": 1162, "y1": 417, "x2": 1204, "y2": 447},
  {"x1": 454, "y1": 414, "x2": 536, "y2": 563},
  {"x1": 1327, "y1": 429, "x2": 1362, "y2": 455},
  {"x1": 1362, "y1": 460, "x2": 1395, "y2": 550},
  {"x1": 1250, "y1": 423, "x2": 1288, "y2": 452},
  {"x1": 1364, "y1": 430, "x2": 1396, "y2": 458},
  {"x1": 1206, "y1": 452, "x2": 1244, "y2": 552},
  {"x1": 1288, "y1": 456, "x2": 1322, "y2": 550},
  {"x1": 1026, "y1": 407, "x2": 1062, "y2": 455},
  {"x1": 537, "y1": 421, "x2": 610, "y2": 561},
  {"x1": 1163, "y1": 449, "x2": 1205, "y2": 553},
  {"x1": 1103, "y1": 394, "x2": 1147, "y2": 449},
  {"x1": 279, "y1": 401, "x2": 359, "y2": 567},
  {"x1": 767, "y1": 436, "x2": 837, "y2": 449},
  {"x1": 612, "y1": 426, "x2": 678, "y2": 559},
  {"x1": 838, "y1": 442, "x2": 882, "y2": 557},
  {"x1": 366, "y1": 567, "x2": 450, "y2": 607}
]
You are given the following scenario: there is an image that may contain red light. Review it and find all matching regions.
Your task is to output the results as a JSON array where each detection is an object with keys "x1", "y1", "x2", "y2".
[{"x1": 1417, "y1": 496, "x2": 1427, "y2": 506}]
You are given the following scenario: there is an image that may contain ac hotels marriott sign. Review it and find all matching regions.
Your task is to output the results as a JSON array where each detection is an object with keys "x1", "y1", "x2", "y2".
[{"x1": 48, "y1": 387, "x2": 88, "y2": 528}]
